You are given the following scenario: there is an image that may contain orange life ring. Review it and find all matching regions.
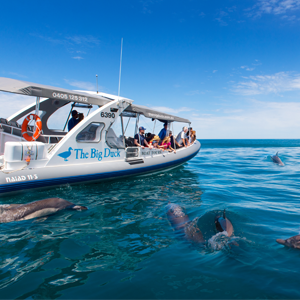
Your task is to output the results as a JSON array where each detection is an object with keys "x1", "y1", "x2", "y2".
[{"x1": 21, "y1": 114, "x2": 42, "y2": 141}]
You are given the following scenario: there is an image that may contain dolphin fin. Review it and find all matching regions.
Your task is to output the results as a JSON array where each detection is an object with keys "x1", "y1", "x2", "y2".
[{"x1": 276, "y1": 151, "x2": 279, "y2": 156}]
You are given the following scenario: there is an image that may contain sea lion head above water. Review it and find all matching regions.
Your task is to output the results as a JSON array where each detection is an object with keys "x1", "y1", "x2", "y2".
[
  {"x1": 166, "y1": 203, "x2": 190, "y2": 231},
  {"x1": 0, "y1": 198, "x2": 87, "y2": 223}
]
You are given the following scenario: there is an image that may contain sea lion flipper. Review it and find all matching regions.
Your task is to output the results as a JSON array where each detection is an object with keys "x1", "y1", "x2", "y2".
[{"x1": 276, "y1": 239, "x2": 286, "y2": 245}]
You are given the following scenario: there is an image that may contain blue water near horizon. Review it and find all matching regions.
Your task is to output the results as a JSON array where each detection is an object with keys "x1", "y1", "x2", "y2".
[{"x1": 1, "y1": 139, "x2": 300, "y2": 299}]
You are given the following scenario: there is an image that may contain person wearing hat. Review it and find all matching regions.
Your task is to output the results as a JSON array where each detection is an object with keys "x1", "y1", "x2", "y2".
[
  {"x1": 151, "y1": 140, "x2": 159, "y2": 149},
  {"x1": 134, "y1": 126, "x2": 152, "y2": 148},
  {"x1": 68, "y1": 110, "x2": 79, "y2": 131},
  {"x1": 158, "y1": 123, "x2": 168, "y2": 141}
]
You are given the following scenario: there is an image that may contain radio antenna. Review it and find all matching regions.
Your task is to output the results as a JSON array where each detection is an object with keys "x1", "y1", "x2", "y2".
[
  {"x1": 118, "y1": 38, "x2": 123, "y2": 100},
  {"x1": 96, "y1": 74, "x2": 98, "y2": 94}
]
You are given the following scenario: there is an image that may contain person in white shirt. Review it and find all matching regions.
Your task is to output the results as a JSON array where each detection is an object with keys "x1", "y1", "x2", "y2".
[{"x1": 175, "y1": 126, "x2": 189, "y2": 148}]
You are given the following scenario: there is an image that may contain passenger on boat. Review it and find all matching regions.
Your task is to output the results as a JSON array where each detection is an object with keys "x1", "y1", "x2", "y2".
[
  {"x1": 150, "y1": 135, "x2": 160, "y2": 144},
  {"x1": 158, "y1": 123, "x2": 168, "y2": 141},
  {"x1": 152, "y1": 140, "x2": 159, "y2": 148},
  {"x1": 68, "y1": 110, "x2": 79, "y2": 131},
  {"x1": 161, "y1": 136, "x2": 176, "y2": 153},
  {"x1": 146, "y1": 133, "x2": 155, "y2": 144},
  {"x1": 169, "y1": 131, "x2": 182, "y2": 148},
  {"x1": 78, "y1": 113, "x2": 84, "y2": 122},
  {"x1": 175, "y1": 126, "x2": 189, "y2": 148},
  {"x1": 134, "y1": 126, "x2": 152, "y2": 149},
  {"x1": 188, "y1": 127, "x2": 196, "y2": 143}
]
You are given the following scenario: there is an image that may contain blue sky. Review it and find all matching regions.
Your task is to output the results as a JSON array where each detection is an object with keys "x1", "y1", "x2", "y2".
[{"x1": 1, "y1": 0, "x2": 300, "y2": 138}]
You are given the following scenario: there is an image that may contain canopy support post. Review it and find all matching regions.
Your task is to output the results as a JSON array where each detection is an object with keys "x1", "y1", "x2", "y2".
[
  {"x1": 172, "y1": 122, "x2": 176, "y2": 150},
  {"x1": 134, "y1": 114, "x2": 140, "y2": 136},
  {"x1": 120, "y1": 115, "x2": 125, "y2": 147},
  {"x1": 153, "y1": 119, "x2": 156, "y2": 134},
  {"x1": 124, "y1": 117, "x2": 131, "y2": 135},
  {"x1": 33, "y1": 96, "x2": 40, "y2": 134},
  {"x1": 135, "y1": 113, "x2": 140, "y2": 145},
  {"x1": 63, "y1": 102, "x2": 75, "y2": 131}
]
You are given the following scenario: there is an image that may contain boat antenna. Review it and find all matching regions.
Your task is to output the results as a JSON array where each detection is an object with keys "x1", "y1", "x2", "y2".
[
  {"x1": 96, "y1": 74, "x2": 98, "y2": 94},
  {"x1": 118, "y1": 38, "x2": 123, "y2": 100}
]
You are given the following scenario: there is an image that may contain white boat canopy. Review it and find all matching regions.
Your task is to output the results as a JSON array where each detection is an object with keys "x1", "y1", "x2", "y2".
[{"x1": 0, "y1": 77, "x2": 190, "y2": 123}]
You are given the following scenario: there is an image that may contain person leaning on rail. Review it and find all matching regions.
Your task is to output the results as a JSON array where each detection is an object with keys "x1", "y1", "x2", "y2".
[
  {"x1": 169, "y1": 131, "x2": 182, "y2": 149},
  {"x1": 134, "y1": 126, "x2": 152, "y2": 149},
  {"x1": 161, "y1": 136, "x2": 176, "y2": 153},
  {"x1": 175, "y1": 126, "x2": 190, "y2": 148}
]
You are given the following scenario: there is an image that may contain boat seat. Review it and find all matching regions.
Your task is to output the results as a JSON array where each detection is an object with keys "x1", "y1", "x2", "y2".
[
  {"x1": 106, "y1": 128, "x2": 124, "y2": 148},
  {"x1": 0, "y1": 123, "x2": 12, "y2": 134},
  {"x1": 7, "y1": 121, "x2": 21, "y2": 128},
  {"x1": 12, "y1": 128, "x2": 22, "y2": 137},
  {"x1": 0, "y1": 118, "x2": 7, "y2": 124},
  {"x1": 125, "y1": 137, "x2": 135, "y2": 147},
  {"x1": 49, "y1": 136, "x2": 61, "y2": 143}
]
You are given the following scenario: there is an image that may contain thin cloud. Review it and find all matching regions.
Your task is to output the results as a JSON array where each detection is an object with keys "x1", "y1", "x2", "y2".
[
  {"x1": 241, "y1": 66, "x2": 255, "y2": 71},
  {"x1": 64, "y1": 79, "x2": 96, "y2": 91},
  {"x1": 66, "y1": 35, "x2": 100, "y2": 45},
  {"x1": 281, "y1": 14, "x2": 300, "y2": 21},
  {"x1": 191, "y1": 100, "x2": 300, "y2": 138},
  {"x1": 233, "y1": 72, "x2": 300, "y2": 95},
  {"x1": 215, "y1": 6, "x2": 238, "y2": 26},
  {"x1": 0, "y1": 92, "x2": 34, "y2": 119},
  {"x1": 32, "y1": 34, "x2": 100, "y2": 60},
  {"x1": 215, "y1": 17, "x2": 228, "y2": 26},
  {"x1": 247, "y1": 0, "x2": 300, "y2": 18},
  {"x1": 150, "y1": 106, "x2": 193, "y2": 114},
  {"x1": 140, "y1": 0, "x2": 162, "y2": 14},
  {"x1": 9, "y1": 72, "x2": 28, "y2": 79},
  {"x1": 186, "y1": 90, "x2": 200, "y2": 96}
]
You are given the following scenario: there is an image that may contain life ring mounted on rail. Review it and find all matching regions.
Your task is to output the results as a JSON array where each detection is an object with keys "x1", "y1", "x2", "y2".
[{"x1": 21, "y1": 114, "x2": 42, "y2": 142}]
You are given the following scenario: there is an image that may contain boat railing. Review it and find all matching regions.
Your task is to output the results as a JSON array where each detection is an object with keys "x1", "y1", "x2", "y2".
[{"x1": 0, "y1": 118, "x2": 66, "y2": 144}]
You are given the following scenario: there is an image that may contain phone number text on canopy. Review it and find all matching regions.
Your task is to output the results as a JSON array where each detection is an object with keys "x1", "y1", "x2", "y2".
[{"x1": 52, "y1": 92, "x2": 88, "y2": 102}]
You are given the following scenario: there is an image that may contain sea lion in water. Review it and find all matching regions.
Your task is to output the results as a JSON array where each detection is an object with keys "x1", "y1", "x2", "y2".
[
  {"x1": 166, "y1": 204, "x2": 236, "y2": 246},
  {"x1": 215, "y1": 209, "x2": 233, "y2": 237},
  {"x1": 271, "y1": 152, "x2": 284, "y2": 166},
  {"x1": 166, "y1": 203, "x2": 204, "y2": 243},
  {"x1": 276, "y1": 235, "x2": 300, "y2": 249},
  {"x1": 0, "y1": 198, "x2": 87, "y2": 223}
]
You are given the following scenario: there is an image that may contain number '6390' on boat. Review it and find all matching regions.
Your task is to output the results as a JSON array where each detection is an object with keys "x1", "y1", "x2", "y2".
[{"x1": 0, "y1": 77, "x2": 201, "y2": 195}]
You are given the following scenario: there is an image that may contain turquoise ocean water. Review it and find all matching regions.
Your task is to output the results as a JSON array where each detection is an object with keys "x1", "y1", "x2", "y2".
[{"x1": 1, "y1": 139, "x2": 300, "y2": 299}]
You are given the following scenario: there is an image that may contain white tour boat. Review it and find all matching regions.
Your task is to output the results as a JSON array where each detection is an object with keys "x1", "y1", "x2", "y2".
[{"x1": 0, "y1": 77, "x2": 201, "y2": 195}]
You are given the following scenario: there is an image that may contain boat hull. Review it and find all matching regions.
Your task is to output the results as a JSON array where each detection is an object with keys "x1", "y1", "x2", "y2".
[{"x1": 0, "y1": 142, "x2": 200, "y2": 195}]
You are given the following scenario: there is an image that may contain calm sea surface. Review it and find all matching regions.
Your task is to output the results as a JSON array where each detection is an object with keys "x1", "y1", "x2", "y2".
[{"x1": 1, "y1": 139, "x2": 300, "y2": 299}]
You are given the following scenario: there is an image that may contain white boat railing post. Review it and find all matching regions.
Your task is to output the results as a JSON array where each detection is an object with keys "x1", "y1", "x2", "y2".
[
  {"x1": 134, "y1": 113, "x2": 140, "y2": 136},
  {"x1": 153, "y1": 119, "x2": 156, "y2": 134},
  {"x1": 120, "y1": 115, "x2": 125, "y2": 148},
  {"x1": 133, "y1": 113, "x2": 140, "y2": 147},
  {"x1": 124, "y1": 117, "x2": 131, "y2": 135},
  {"x1": 63, "y1": 102, "x2": 75, "y2": 131},
  {"x1": 172, "y1": 122, "x2": 176, "y2": 150},
  {"x1": 33, "y1": 96, "x2": 40, "y2": 134}
]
